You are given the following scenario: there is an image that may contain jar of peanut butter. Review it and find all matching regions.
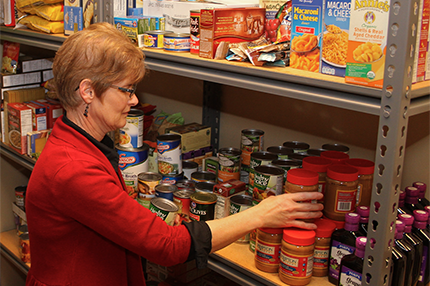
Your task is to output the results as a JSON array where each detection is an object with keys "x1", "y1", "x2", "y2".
[
  {"x1": 313, "y1": 219, "x2": 336, "y2": 277},
  {"x1": 279, "y1": 228, "x2": 316, "y2": 285},
  {"x1": 284, "y1": 168, "x2": 319, "y2": 200},
  {"x1": 344, "y1": 158, "x2": 375, "y2": 207},
  {"x1": 321, "y1": 150, "x2": 349, "y2": 164},
  {"x1": 302, "y1": 156, "x2": 332, "y2": 204},
  {"x1": 255, "y1": 228, "x2": 283, "y2": 273}
]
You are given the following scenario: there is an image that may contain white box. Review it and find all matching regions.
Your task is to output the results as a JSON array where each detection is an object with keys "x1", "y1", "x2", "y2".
[
  {"x1": 22, "y1": 58, "x2": 53, "y2": 73},
  {"x1": 142, "y1": 0, "x2": 259, "y2": 33}
]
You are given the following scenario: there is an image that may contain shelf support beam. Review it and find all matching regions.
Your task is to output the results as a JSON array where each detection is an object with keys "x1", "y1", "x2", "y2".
[{"x1": 202, "y1": 81, "x2": 221, "y2": 154}]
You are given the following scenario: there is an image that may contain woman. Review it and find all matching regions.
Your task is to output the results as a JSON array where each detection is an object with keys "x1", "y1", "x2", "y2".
[{"x1": 25, "y1": 22, "x2": 323, "y2": 286}]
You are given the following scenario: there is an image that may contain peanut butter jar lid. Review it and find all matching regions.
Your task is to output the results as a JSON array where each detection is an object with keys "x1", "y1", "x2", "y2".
[
  {"x1": 321, "y1": 150, "x2": 349, "y2": 164},
  {"x1": 302, "y1": 156, "x2": 332, "y2": 173},
  {"x1": 344, "y1": 158, "x2": 375, "y2": 175},
  {"x1": 327, "y1": 164, "x2": 358, "y2": 182},
  {"x1": 286, "y1": 168, "x2": 319, "y2": 185},
  {"x1": 260, "y1": 227, "x2": 284, "y2": 234},
  {"x1": 314, "y1": 219, "x2": 336, "y2": 237},
  {"x1": 283, "y1": 228, "x2": 316, "y2": 245}
]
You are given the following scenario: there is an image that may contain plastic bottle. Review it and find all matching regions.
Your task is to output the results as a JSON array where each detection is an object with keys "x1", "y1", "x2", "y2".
[
  {"x1": 404, "y1": 186, "x2": 425, "y2": 215},
  {"x1": 413, "y1": 181, "x2": 430, "y2": 207},
  {"x1": 320, "y1": 150, "x2": 349, "y2": 164},
  {"x1": 338, "y1": 236, "x2": 366, "y2": 286},
  {"x1": 328, "y1": 212, "x2": 361, "y2": 285},
  {"x1": 313, "y1": 218, "x2": 336, "y2": 277},
  {"x1": 393, "y1": 220, "x2": 414, "y2": 286},
  {"x1": 398, "y1": 189, "x2": 407, "y2": 215},
  {"x1": 425, "y1": 206, "x2": 430, "y2": 231},
  {"x1": 390, "y1": 242, "x2": 407, "y2": 286},
  {"x1": 344, "y1": 158, "x2": 375, "y2": 207},
  {"x1": 412, "y1": 210, "x2": 430, "y2": 286},
  {"x1": 356, "y1": 205, "x2": 369, "y2": 236},
  {"x1": 255, "y1": 228, "x2": 283, "y2": 273},
  {"x1": 398, "y1": 213, "x2": 424, "y2": 286},
  {"x1": 302, "y1": 156, "x2": 332, "y2": 204}
]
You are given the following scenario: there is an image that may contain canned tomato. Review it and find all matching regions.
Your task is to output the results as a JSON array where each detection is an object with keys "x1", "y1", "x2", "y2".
[
  {"x1": 217, "y1": 147, "x2": 241, "y2": 183},
  {"x1": 164, "y1": 33, "x2": 190, "y2": 52},
  {"x1": 155, "y1": 183, "x2": 178, "y2": 201},
  {"x1": 176, "y1": 179, "x2": 196, "y2": 190},
  {"x1": 157, "y1": 134, "x2": 182, "y2": 175},
  {"x1": 189, "y1": 192, "x2": 217, "y2": 221},
  {"x1": 195, "y1": 181, "x2": 216, "y2": 193},
  {"x1": 161, "y1": 172, "x2": 184, "y2": 185},
  {"x1": 283, "y1": 141, "x2": 310, "y2": 153},
  {"x1": 119, "y1": 109, "x2": 144, "y2": 149},
  {"x1": 241, "y1": 129, "x2": 264, "y2": 166},
  {"x1": 251, "y1": 165, "x2": 284, "y2": 205},
  {"x1": 271, "y1": 159, "x2": 301, "y2": 184},
  {"x1": 191, "y1": 171, "x2": 217, "y2": 183},
  {"x1": 144, "y1": 30, "x2": 173, "y2": 48},
  {"x1": 149, "y1": 197, "x2": 179, "y2": 226},
  {"x1": 182, "y1": 160, "x2": 198, "y2": 180},
  {"x1": 117, "y1": 144, "x2": 149, "y2": 199},
  {"x1": 229, "y1": 194, "x2": 253, "y2": 243},
  {"x1": 137, "y1": 172, "x2": 162, "y2": 208},
  {"x1": 173, "y1": 189, "x2": 194, "y2": 222},
  {"x1": 266, "y1": 146, "x2": 293, "y2": 160},
  {"x1": 190, "y1": 10, "x2": 200, "y2": 54}
]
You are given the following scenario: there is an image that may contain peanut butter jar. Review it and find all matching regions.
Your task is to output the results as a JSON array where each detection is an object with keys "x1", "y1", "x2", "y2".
[
  {"x1": 255, "y1": 228, "x2": 283, "y2": 273},
  {"x1": 279, "y1": 228, "x2": 316, "y2": 286},
  {"x1": 313, "y1": 218, "x2": 336, "y2": 277},
  {"x1": 344, "y1": 158, "x2": 375, "y2": 207}
]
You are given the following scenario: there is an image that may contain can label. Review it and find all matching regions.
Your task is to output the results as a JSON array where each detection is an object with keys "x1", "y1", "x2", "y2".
[
  {"x1": 217, "y1": 148, "x2": 241, "y2": 183},
  {"x1": 117, "y1": 145, "x2": 149, "y2": 199},
  {"x1": 157, "y1": 135, "x2": 182, "y2": 175},
  {"x1": 241, "y1": 130, "x2": 264, "y2": 166},
  {"x1": 190, "y1": 10, "x2": 200, "y2": 54},
  {"x1": 251, "y1": 166, "x2": 284, "y2": 205},
  {"x1": 144, "y1": 32, "x2": 164, "y2": 48},
  {"x1": 229, "y1": 194, "x2": 252, "y2": 242},
  {"x1": 164, "y1": 35, "x2": 190, "y2": 52},
  {"x1": 161, "y1": 172, "x2": 184, "y2": 185},
  {"x1": 137, "y1": 173, "x2": 161, "y2": 209},
  {"x1": 149, "y1": 198, "x2": 178, "y2": 226},
  {"x1": 119, "y1": 109, "x2": 144, "y2": 149},
  {"x1": 189, "y1": 193, "x2": 217, "y2": 221}
]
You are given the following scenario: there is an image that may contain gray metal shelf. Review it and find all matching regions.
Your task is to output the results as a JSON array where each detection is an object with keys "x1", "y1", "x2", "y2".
[{"x1": 0, "y1": 143, "x2": 35, "y2": 171}]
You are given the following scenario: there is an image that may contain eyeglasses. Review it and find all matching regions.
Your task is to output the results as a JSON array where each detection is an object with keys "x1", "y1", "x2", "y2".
[{"x1": 110, "y1": 84, "x2": 136, "y2": 99}]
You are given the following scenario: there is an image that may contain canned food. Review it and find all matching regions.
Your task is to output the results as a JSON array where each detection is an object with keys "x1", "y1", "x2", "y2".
[
  {"x1": 144, "y1": 30, "x2": 173, "y2": 48},
  {"x1": 251, "y1": 165, "x2": 284, "y2": 205},
  {"x1": 117, "y1": 144, "x2": 149, "y2": 199},
  {"x1": 15, "y1": 185, "x2": 27, "y2": 210},
  {"x1": 20, "y1": 233, "x2": 30, "y2": 263},
  {"x1": 164, "y1": 33, "x2": 191, "y2": 52},
  {"x1": 157, "y1": 134, "x2": 182, "y2": 175},
  {"x1": 161, "y1": 172, "x2": 184, "y2": 185},
  {"x1": 189, "y1": 192, "x2": 217, "y2": 221},
  {"x1": 191, "y1": 171, "x2": 217, "y2": 183},
  {"x1": 195, "y1": 181, "x2": 216, "y2": 193},
  {"x1": 190, "y1": 10, "x2": 200, "y2": 54},
  {"x1": 322, "y1": 143, "x2": 350, "y2": 154},
  {"x1": 241, "y1": 129, "x2": 264, "y2": 166},
  {"x1": 173, "y1": 189, "x2": 195, "y2": 222},
  {"x1": 217, "y1": 147, "x2": 241, "y2": 183},
  {"x1": 271, "y1": 159, "x2": 301, "y2": 184},
  {"x1": 248, "y1": 151, "x2": 278, "y2": 195},
  {"x1": 283, "y1": 141, "x2": 310, "y2": 153},
  {"x1": 266, "y1": 146, "x2": 293, "y2": 160},
  {"x1": 155, "y1": 183, "x2": 178, "y2": 201},
  {"x1": 229, "y1": 194, "x2": 253, "y2": 242},
  {"x1": 119, "y1": 109, "x2": 144, "y2": 148},
  {"x1": 149, "y1": 197, "x2": 179, "y2": 226},
  {"x1": 137, "y1": 172, "x2": 162, "y2": 208},
  {"x1": 306, "y1": 148, "x2": 325, "y2": 156},
  {"x1": 182, "y1": 160, "x2": 198, "y2": 180},
  {"x1": 176, "y1": 179, "x2": 196, "y2": 190},
  {"x1": 288, "y1": 152, "x2": 308, "y2": 164}
]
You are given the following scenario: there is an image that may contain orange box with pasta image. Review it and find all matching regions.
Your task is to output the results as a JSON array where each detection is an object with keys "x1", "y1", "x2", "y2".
[{"x1": 345, "y1": 0, "x2": 391, "y2": 88}]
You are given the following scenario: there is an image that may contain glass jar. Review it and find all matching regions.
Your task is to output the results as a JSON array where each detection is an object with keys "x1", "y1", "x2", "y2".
[
  {"x1": 344, "y1": 158, "x2": 375, "y2": 207},
  {"x1": 255, "y1": 228, "x2": 283, "y2": 273}
]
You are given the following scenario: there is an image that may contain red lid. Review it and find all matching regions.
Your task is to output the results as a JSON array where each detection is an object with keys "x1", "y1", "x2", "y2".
[
  {"x1": 283, "y1": 228, "x2": 316, "y2": 245},
  {"x1": 314, "y1": 219, "x2": 337, "y2": 237},
  {"x1": 321, "y1": 151, "x2": 349, "y2": 164},
  {"x1": 302, "y1": 156, "x2": 332, "y2": 173},
  {"x1": 259, "y1": 228, "x2": 284, "y2": 234},
  {"x1": 344, "y1": 158, "x2": 375, "y2": 175},
  {"x1": 287, "y1": 168, "x2": 319, "y2": 186},
  {"x1": 327, "y1": 164, "x2": 359, "y2": 182},
  {"x1": 323, "y1": 216, "x2": 345, "y2": 230}
]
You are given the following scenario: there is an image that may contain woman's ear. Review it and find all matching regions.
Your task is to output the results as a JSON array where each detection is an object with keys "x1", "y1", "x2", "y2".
[{"x1": 78, "y1": 79, "x2": 94, "y2": 104}]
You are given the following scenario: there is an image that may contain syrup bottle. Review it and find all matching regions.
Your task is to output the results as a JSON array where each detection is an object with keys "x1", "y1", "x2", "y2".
[
  {"x1": 404, "y1": 186, "x2": 425, "y2": 215},
  {"x1": 412, "y1": 210, "x2": 430, "y2": 286},
  {"x1": 390, "y1": 245, "x2": 407, "y2": 286},
  {"x1": 356, "y1": 205, "x2": 369, "y2": 236},
  {"x1": 338, "y1": 236, "x2": 367, "y2": 286},
  {"x1": 393, "y1": 220, "x2": 413, "y2": 286},
  {"x1": 398, "y1": 189, "x2": 407, "y2": 215},
  {"x1": 328, "y1": 212, "x2": 361, "y2": 285},
  {"x1": 398, "y1": 213, "x2": 424, "y2": 286},
  {"x1": 413, "y1": 181, "x2": 429, "y2": 207}
]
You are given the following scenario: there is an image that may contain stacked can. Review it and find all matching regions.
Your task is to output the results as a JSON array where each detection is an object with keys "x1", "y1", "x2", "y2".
[
  {"x1": 137, "y1": 172, "x2": 162, "y2": 208},
  {"x1": 240, "y1": 129, "x2": 264, "y2": 185},
  {"x1": 157, "y1": 134, "x2": 183, "y2": 184},
  {"x1": 217, "y1": 147, "x2": 241, "y2": 183},
  {"x1": 247, "y1": 151, "x2": 278, "y2": 196}
]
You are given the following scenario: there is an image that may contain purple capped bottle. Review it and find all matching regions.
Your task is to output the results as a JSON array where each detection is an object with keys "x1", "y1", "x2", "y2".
[
  {"x1": 338, "y1": 236, "x2": 367, "y2": 286},
  {"x1": 398, "y1": 213, "x2": 424, "y2": 286},
  {"x1": 393, "y1": 220, "x2": 414, "y2": 286},
  {"x1": 425, "y1": 206, "x2": 430, "y2": 231},
  {"x1": 413, "y1": 181, "x2": 429, "y2": 208},
  {"x1": 356, "y1": 205, "x2": 369, "y2": 236},
  {"x1": 398, "y1": 189, "x2": 407, "y2": 215},
  {"x1": 404, "y1": 186, "x2": 425, "y2": 215},
  {"x1": 328, "y1": 212, "x2": 361, "y2": 285},
  {"x1": 412, "y1": 210, "x2": 430, "y2": 286}
]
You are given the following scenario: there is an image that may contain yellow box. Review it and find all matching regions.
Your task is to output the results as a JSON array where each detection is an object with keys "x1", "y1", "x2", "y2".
[{"x1": 166, "y1": 123, "x2": 211, "y2": 153}]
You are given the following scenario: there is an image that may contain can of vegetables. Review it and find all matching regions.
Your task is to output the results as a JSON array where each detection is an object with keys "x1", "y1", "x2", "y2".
[
  {"x1": 251, "y1": 165, "x2": 284, "y2": 205},
  {"x1": 157, "y1": 134, "x2": 182, "y2": 175},
  {"x1": 217, "y1": 147, "x2": 241, "y2": 183}
]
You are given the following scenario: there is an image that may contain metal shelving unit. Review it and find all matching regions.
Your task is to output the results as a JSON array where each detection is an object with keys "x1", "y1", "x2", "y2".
[{"x1": 1, "y1": 1, "x2": 429, "y2": 283}]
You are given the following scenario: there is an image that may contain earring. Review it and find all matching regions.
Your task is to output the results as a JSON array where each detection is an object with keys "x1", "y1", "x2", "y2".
[{"x1": 84, "y1": 104, "x2": 89, "y2": 117}]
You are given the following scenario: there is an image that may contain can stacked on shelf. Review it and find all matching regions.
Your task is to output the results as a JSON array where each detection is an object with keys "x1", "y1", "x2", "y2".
[
  {"x1": 137, "y1": 172, "x2": 162, "y2": 208},
  {"x1": 240, "y1": 129, "x2": 264, "y2": 185},
  {"x1": 157, "y1": 134, "x2": 183, "y2": 184},
  {"x1": 217, "y1": 147, "x2": 241, "y2": 183}
]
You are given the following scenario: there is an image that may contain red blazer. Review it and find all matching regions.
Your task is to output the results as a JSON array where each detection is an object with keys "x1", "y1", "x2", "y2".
[{"x1": 26, "y1": 116, "x2": 192, "y2": 286}]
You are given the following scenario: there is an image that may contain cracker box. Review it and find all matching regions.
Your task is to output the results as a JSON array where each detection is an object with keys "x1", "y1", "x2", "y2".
[
  {"x1": 64, "y1": 5, "x2": 83, "y2": 36},
  {"x1": 7, "y1": 102, "x2": 32, "y2": 154},
  {"x1": 166, "y1": 123, "x2": 211, "y2": 153},
  {"x1": 320, "y1": 0, "x2": 351, "y2": 77},
  {"x1": 345, "y1": 0, "x2": 391, "y2": 88},
  {"x1": 289, "y1": 0, "x2": 324, "y2": 72},
  {"x1": 24, "y1": 101, "x2": 47, "y2": 131},
  {"x1": 199, "y1": 7, "x2": 266, "y2": 60}
]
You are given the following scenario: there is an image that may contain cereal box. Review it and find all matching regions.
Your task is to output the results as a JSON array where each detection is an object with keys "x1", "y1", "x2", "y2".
[
  {"x1": 24, "y1": 101, "x2": 47, "y2": 131},
  {"x1": 199, "y1": 7, "x2": 266, "y2": 60},
  {"x1": 7, "y1": 102, "x2": 32, "y2": 154},
  {"x1": 345, "y1": 0, "x2": 391, "y2": 88},
  {"x1": 290, "y1": 0, "x2": 324, "y2": 72},
  {"x1": 320, "y1": 0, "x2": 351, "y2": 77}
]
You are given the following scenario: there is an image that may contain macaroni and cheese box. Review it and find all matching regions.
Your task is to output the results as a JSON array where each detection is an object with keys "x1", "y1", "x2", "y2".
[
  {"x1": 199, "y1": 7, "x2": 266, "y2": 60},
  {"x1": 290, "y1": 0, "x2": 323, "y2": 72},
  {"x1": 24, "y1": 101, "x2": 47, "y2": 131},
  {"x1": 7, "y1": 102, "x2": 32, "y2": 154},
  {"x1": 345, "y1": 0, "x2": 391, "y2": 88},
  {"x1": 320, "y1": 0, "x2": 351, "y2": 77}
]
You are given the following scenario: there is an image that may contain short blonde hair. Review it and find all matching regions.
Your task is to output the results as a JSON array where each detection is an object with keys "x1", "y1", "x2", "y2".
[{"x1": 53, "y1": 22, "x2": 146, "y2": 110}]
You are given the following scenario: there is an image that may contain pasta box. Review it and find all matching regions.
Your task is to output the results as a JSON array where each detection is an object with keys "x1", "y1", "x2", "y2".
[
  {"x1": 345, "y1": 0, "x2": 391, "y2": 88},
  {"x1": 289, "y1": 0, "x2": 323, "y2": 72},
  {"x1": 199, "y1": 7, "x2": 266, "y2": 59},
  {"x1": 7, "y1": 102, "x2": 32, "y2": 154},
  {"x1": 24, "y1": 101, "x2": 47, "y2": 131},
  {"x1": 320, "y1": 0, "x2": 351, "y2": 77}
]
